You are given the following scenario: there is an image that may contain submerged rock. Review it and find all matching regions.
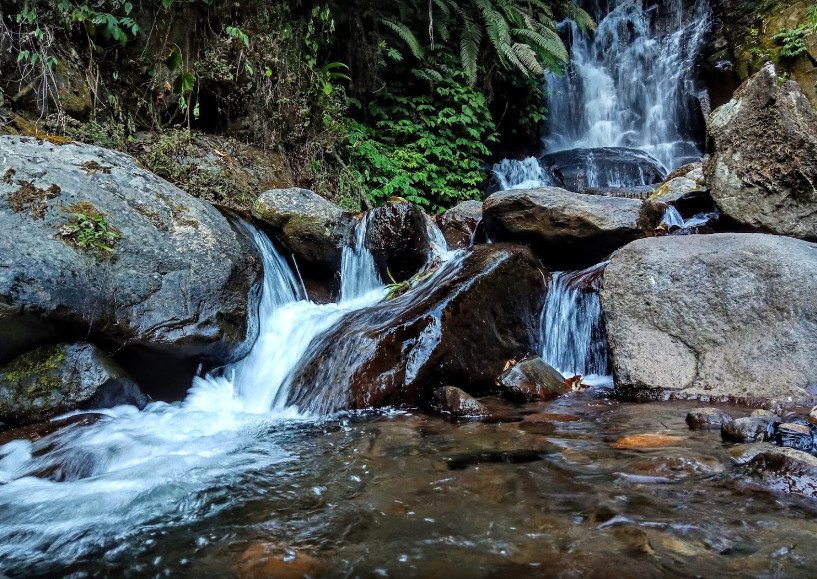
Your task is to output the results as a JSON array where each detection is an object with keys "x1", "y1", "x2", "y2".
[
  {"x1": 366, "y1": 199, "x2": 434, "y2": 282},
  {"x1": 499, "y1": 357, "x2": 566, "y2": 402},
  {"x1": 704, "y1": 64, "x2": 817, "y2": 240},
  {"x1": 601, "y1": 234, "x2": 817, "y2": 406},
  {"x1": 0, "y1": 137, "x2": 261, "y2": 376},
  {"x1": 252, "y1": 187, "x2": 351, "y2": 276},
  {"x1": 611, "y1": 434, "x2": 687, "y2": 450},
  {"x1": 436, "y1": 200, "x2": 482, "y2": 249},
  {"x1": 686, "y1": 407, "x2": 734, "y2": 430},
  {"x1": 740, "y1": 445, "x2": 817, "y2": 500},
  {"x1": 285, "y1": 244, "x2": 546, "y2": 413},
  {"x1": 482, "y1": 187, "x2": 644, "y2": 269},
  {"x1": 433, "y1": 386, "x2": 490, "y2": 418},
  {"x1": 0, "y1": 343, "x2": 148, "y2": 426}
]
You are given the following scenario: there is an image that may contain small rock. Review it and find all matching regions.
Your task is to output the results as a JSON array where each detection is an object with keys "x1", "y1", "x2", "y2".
[
  {"x1": 611, "y1": 433, "x2": 687, "y2": 450},
  {"x1": 742, "y1": 446, "x2": 817, "y2": 500},
  {"x1": 809, "y1": 406, "x2": 817, "y2": 427},
  {"x1": 499, "y1": 357, "x2": 566, "y2": 402},
  {"x1": 773, "y1": 420, "x2": 815, "y2": 453},
  {"x1": 721, "y1": 416, "x2": 779, "y2": 443},
  {"x1": 433, "y1": 387, "x2": 490, "y2": 418},
  {"x1": 686, "y1": 407, "x2": 733, "y2": 430}
]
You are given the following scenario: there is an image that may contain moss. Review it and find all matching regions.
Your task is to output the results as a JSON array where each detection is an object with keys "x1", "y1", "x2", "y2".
[
  {"x1": 80, "y1": 160, "x2": 113, "y2": 175},
  {"x1": 8, "y1": 179, "x2": 62, "y2": 219},
  {"x1": 1, "y1": 344, "x2": 67, "y2": 401}
]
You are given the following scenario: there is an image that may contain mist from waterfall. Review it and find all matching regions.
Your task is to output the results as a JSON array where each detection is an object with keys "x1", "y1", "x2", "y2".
[{"x1": 544, "y1": 0, "x2": 710, "y2": 171}]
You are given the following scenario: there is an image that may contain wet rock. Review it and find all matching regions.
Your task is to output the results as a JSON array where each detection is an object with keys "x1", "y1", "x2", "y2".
[
  {"x1": 722, "y1": 416, "x2": 779, "y2": 443},
  {"x1": 524, "y1": 412, "x2": 580, "y2": 423},
  {"x1": 601, "y1": 234, "x2": 817, "y2": 405},
  {"x1": 482, "y1": 187, "x2": 644, "y2": 269},
  {"x1": 446, "y1": 449, "x2": 552, "y2": 470},
  {"x1": 0, "y1": 136, "x2": 261, "y2": 372},
  {"x1": 436, "y1": 200, "x2": 481, "y2": 249},
  {"x1": 539, "y1": 147, "x2": 666, "y2": 193},
  {"x1": 810, "y1": 406, "x2": 817, "y2": 427},
  {"x1": 741, "y1": 446, "x2": 817, "y2": 500},
  {"x1": 611, "y1": 434, "x2": 687, "y2": 450},
  {"x1": 641, "y1": 163, "x2": 716, "y2": 230},
  {"x1": 252, "y1": 187, "x2": 352, "y2": 275},
  {"x1": 366, "y1": 200, "x2": 433, "y2": 281},
  {"x1": 499, "y1": 357, "x2": 567, "y2": 402},
  {"x1": 704, "y1": 64, "x2": 817, "y2": 240},
  {"x1": 773, "y1": 419, "x2": 816, "y2": 453},
  {"x1": 0, "y1": 343, "x2": 147, "y2": 426},
  {"x1": 686, "y1": 407, "x2": 734, "y2": 430},
  {"x1": 0, "y1": 413, "x2": 102, "y2": 446},
  {"x1": 286, "y1": 244, "x2": 546, "y2": 413},
  {"x1": 433, "y1": 386, "x2": 490, "y2": 418}
]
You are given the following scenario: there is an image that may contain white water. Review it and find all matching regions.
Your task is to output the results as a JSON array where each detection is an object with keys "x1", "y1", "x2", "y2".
[
  {"x1": 541, "y1": 266, "x2": 609, "y2": 383},
  {"x1": 0, "y1": 221, "x2": 388, "y2": 571},
  {"x1": 660, "y1": 205, "x2": 719, "y2": 232},
  {"x1": 340, "y1": 212, "x2": 383, "y2": 303},
  {"x1": 491, "y1": 157, "x2": 557, "y2": 191},
  {"x1": 545, "y1": 0, "x2": 710, "y2": 171}
]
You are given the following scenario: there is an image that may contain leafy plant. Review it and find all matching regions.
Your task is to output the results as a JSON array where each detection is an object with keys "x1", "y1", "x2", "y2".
[
  {"x1": 344, "y1": 64, "x2": 497, "y2": 211},
  {"x1": 773, "y1": 5, "x2": 817, "y2": 59},
  {"x1": 58, "y1": 202, "x2": 120, "y2": 252}
]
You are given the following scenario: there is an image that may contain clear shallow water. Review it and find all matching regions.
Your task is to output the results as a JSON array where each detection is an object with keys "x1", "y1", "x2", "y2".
[{"x1": 3, "y1": 397, "x2": 817, "y2": 576}]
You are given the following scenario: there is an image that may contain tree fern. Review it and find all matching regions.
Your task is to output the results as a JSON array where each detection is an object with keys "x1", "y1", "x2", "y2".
[{"x1": 381, "y1": 18, "x2": 426, "y2": 60}]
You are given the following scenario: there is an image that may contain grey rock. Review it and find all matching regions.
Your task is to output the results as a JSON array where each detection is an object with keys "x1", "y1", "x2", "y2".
[
  {"x1": 704, "y1": 63, "x2": 817, "y2": 240},
  {"x1": 482, "y1": 187, "x2": 644, "y2": 269},
  {"x1": 742, "y1": 445, "x2": 817, "y2": 500},
  {"x1": 0, "y1": 136, "x2": 261, "y2": 366},
  {"x1": 722, "y1": 415, "x2": 779, "y2": 443},
  {"x1": 499, "y1": 357, "x2": 566, "y2": 402},
  {"x1": 436, "y1": 200, "x2": 482, "y2": 249},
  {"x1": 252, "y1": 187, "x2": 352, "y2": 273},
  {"x1": 0, "y1": 342, "x2": 148, "y2": 426},
  {"x1": 433, "y1": 386, "x2": 490, "y2": 418},
  {"x1": 641, "y1": 162, "x2": 715, "y2": 229},
  {"x1": 686, "y1": 407, "x2": 734, "y2": 430},
  {"x1": 601, "y1": 233, "x2": 817, "y2": 405}
]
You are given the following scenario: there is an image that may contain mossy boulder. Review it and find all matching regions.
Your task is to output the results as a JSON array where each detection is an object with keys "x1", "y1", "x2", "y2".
[
  {"x1": 0, "y1": 136, "x2": 261, "y2": 380},
  {"x1": 0, "y1": 343, "x2": 148, "y2": 426}
]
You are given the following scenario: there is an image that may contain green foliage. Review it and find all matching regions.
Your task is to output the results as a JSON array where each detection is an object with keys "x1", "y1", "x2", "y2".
[
  {"x1": 773, "y1": 5, "x2": 817, "y2": 59},
  {"x1": 343, "y1": 66, "x2": 496, "y2": 211},
  {"x1": 376, "y1": 0, "x2": 591, "y2": 84},
  {"x1": 59, "y1": 202, "x2": 120, "y2": 253}
]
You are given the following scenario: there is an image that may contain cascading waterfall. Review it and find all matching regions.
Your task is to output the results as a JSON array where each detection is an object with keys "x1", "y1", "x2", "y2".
[
  {"x1": 491, "y1": 157, "x2": 558, "y2": 191},
  {"x1": 540, "y1": 264, "x2": 609, "y2": 382},
  {"x1": 545, "y1": 0, "x2": 710, "y2": 171},
  {"x1": 0, "y1": 220, "x2": 388, "y2": 568},
  {"x1": 340, "y1": 212, "x2": 383, "y2": 303}
]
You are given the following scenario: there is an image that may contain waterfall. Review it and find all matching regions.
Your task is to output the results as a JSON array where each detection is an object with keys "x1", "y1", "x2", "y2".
[
  {"x1": 490, "y1": 157, "x2": 558, "y2": 191},
  {"x1": 540, "y1": 264, "x2": 609, "y2": 380},
  {"x1": 544, "y1": 0, "x2": 710, "y2": 171},
  {"x1": 189, "y1": 221, "x2": 386, "y2": 414},
  {"x1": 340, "y1": 213, "x2": 383, "y2": 303}
]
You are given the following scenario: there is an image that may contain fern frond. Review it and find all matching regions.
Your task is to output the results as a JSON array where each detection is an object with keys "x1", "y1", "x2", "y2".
[{"x1": 381, "y1": 18, "x2": 426, "y2": 60}]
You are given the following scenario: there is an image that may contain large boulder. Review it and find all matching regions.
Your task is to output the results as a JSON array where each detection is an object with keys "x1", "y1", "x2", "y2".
[
  {"x1": 436, "y1": 200, "x2": 482, "y2": 250},
  {"x1": 601, "y1": 234, "x2": 817, "y2": 406},
  {"x1": 365, "y1": 200, "x2": 434, "y2": 282},
  {"x1": 285, "y1": 244, "x2": 546, "y2": 413},
  {"x1": 0, "y1": 342, "x2": 149, "y2": 426},
  {"x1": 482, "y1": 187, "x2": 644, "y2": 269},
  {"x1": 252, "y1": 187, "x2": 352, "y2": 276},
  {"x1": 704, "y1": 64, "x2": 817, "y2": 240},
  {"x1": 0, "y1": 136, "x2": 261, "y2": 378},
  {"x1": 540, "y1": 147, "x2": 666, "y2": 193}
]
